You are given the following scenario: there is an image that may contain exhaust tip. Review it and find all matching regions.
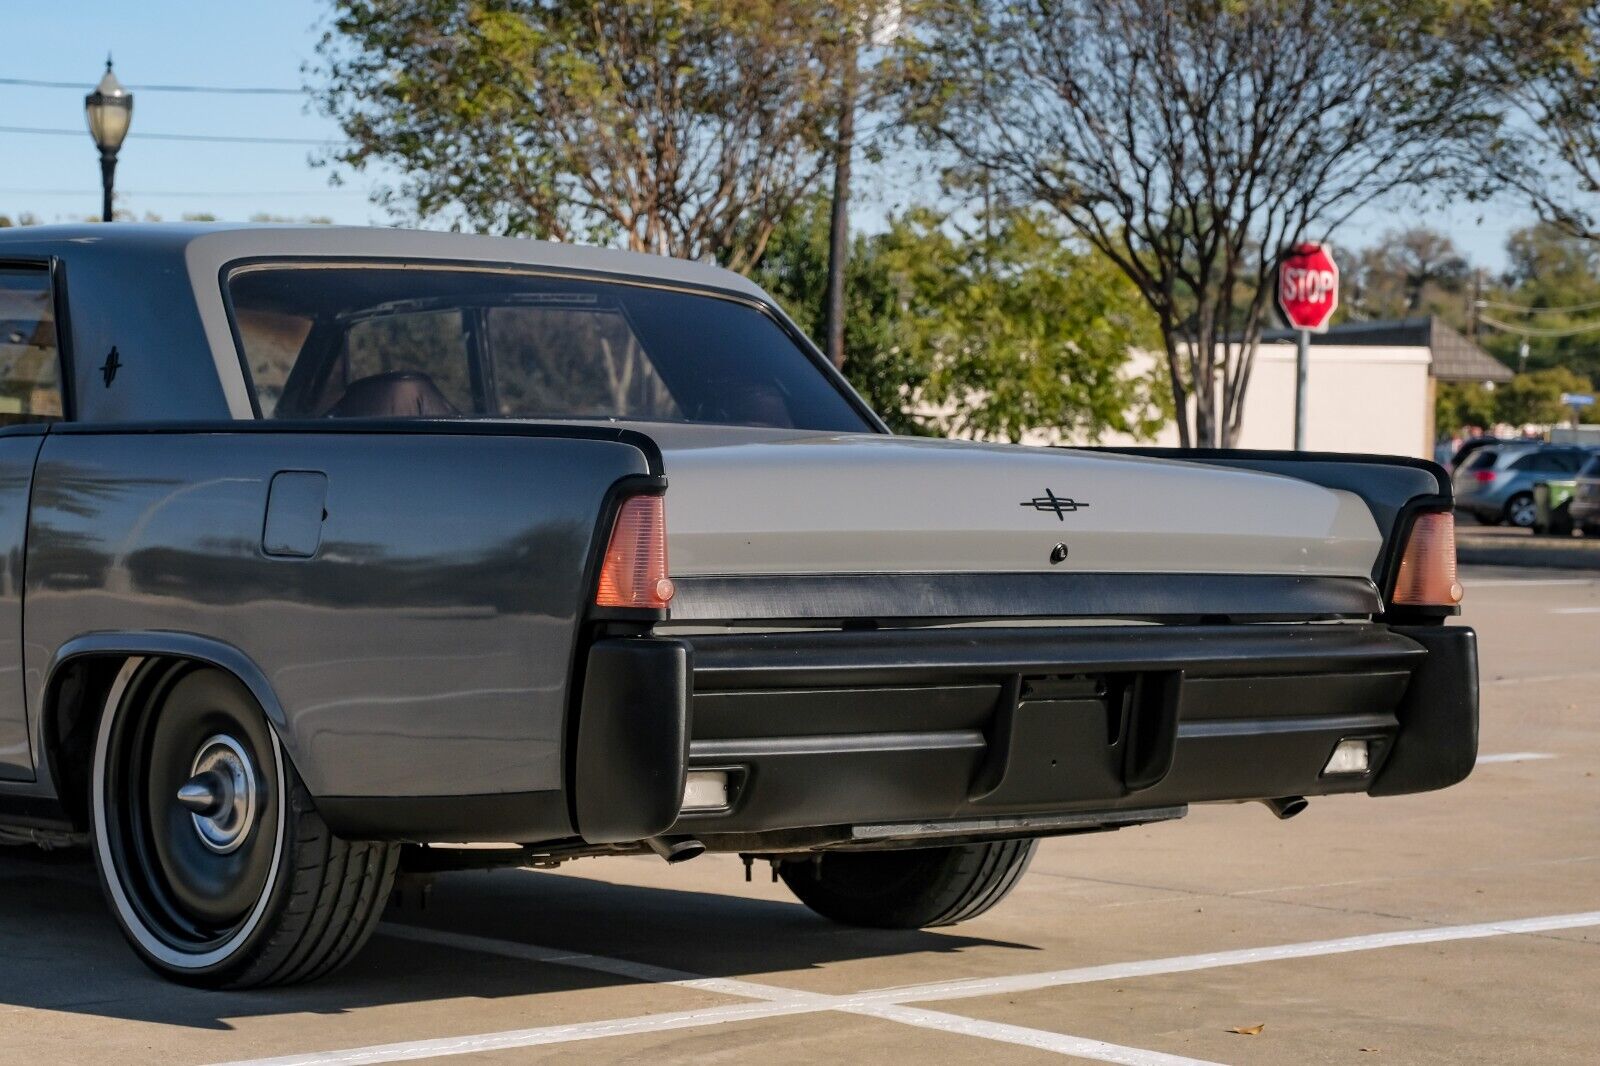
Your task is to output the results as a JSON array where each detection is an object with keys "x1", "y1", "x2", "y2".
[
  {"x1": 1262, "y1": 796, "x2": 1308, "y2": 820},
  {"x1": 646, "y1": 836, "x2": 706, "y2": 864}
]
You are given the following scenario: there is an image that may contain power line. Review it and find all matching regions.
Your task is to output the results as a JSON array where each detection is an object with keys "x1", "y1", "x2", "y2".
[
  {"x1": 1476, "y1": 296, "x2": 1600, "y2": 316},
  {"x1": 1476, "y1": 312, "x2": 1600, "y2": 339},
  {"x1": 0, "y1": 76, "x2": 301, "y2": 95},
  {"x1": 0, "y1": 187, "x2": 365, "y2": 198},
  {"x1": 0, "y1": 125, "x2": 337, "y2": 146}
]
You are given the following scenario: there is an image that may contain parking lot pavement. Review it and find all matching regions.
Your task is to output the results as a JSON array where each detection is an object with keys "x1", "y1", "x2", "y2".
[
  {"x1": 1456, "y1": 525, "x2": 1600, "y2": 570},
  {"x1": 1, "y1": 565, "x2": 1596, "y2": 1065}
]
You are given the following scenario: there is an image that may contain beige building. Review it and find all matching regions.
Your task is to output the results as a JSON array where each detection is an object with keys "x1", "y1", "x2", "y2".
[{"x1": 1058, "y1": 317, "x2": 1513, "y2": 459}]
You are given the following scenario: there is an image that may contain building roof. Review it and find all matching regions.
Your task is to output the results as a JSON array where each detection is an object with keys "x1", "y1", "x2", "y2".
[{"x1": 1262, "y1": 316, "x2": 1514, "y2": 384}]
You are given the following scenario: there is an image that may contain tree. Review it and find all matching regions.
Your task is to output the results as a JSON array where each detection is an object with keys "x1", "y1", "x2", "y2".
[
  {"x1": 821, "y1": 3, "x2": 904, "y2": 368},
  {"x1": 892, "y1": 0, "x2": 1499, "y2": 447},
  {"x1": 1343, "y1": 228, "x2": 1470, "y2": 323},
  {"x1": 1476, "y1": 223, "x2": 1600, "y2": 381},
  {"x1": 1477, "y1": 4, "x2": 1600, "y2": 241},
  {"x1": 891, "y1": 208, "x2": 1170, "y2": 443},
  {"x1": 1435, "y1": 381, "x2": 1497, "y2": 438},
  {"x1": 754, "y1": 195, "x2": 931, "y2": 430},
  {"x1": 1494, "y1": 366, "x2": 1597, "y2": 426},
  {"x1": 315, "y1": 1, "x2": 845, "y2": 272},
  {"x1": 757, "y1": 196, "x2": 1170, "y2": 441}
]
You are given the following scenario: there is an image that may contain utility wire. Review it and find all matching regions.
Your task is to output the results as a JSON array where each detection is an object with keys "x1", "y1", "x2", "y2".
[
  {"x1": 1476, "y1": 312, "x2": 1600, "y2": 338},
  {"x1": 0, "y1": 187, "x2": 364, "y2": 198},
  {"x1": 1476, "y1": 295, "x2": 1600, "y2": 315},
  {"x1": 0, "y1": 76, "x2": 301, "y2": 95},
  {"x1": 0, "y1": 125, "x2": 336, "y2": 146}
]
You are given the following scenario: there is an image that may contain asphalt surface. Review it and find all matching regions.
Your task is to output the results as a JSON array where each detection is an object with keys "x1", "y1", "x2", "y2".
[
  {"x1": 1456, "y1": 525, "x2": 1600, "y2": 570},
  {"x1": 1, "y1": 567, "x2": 1596, "y2": 1065}
]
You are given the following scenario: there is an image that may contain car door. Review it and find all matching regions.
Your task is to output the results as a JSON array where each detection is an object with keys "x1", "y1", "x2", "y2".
[{"x1": 0, "y1": 262, "x2": 64, "y2": 780}]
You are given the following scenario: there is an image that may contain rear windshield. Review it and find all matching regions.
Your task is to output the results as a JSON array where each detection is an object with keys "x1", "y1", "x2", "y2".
[
  {"x1": 225, "y1": 264, "x2": 872, "y2": 431},
  {"x1": 1462, "y1": 448, "x2": 1499, "y2": 471}
]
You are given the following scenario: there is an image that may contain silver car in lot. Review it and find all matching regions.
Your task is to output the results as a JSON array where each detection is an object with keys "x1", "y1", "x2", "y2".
[
  {"x1": 1571, "y1": 452, "x2": 1600, "y2": 535},
  {"x1": 1454, "y1": 443, "x2": 1595, "y2": 526}
]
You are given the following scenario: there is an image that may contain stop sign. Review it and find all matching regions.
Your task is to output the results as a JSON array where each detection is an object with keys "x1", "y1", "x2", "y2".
[{"x1": 1277, "y1": 243, "x2": 1339, "y2": 333}]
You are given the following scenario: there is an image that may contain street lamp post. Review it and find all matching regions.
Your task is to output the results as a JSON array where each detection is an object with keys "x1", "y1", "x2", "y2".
[{"x1": 84, "y1": 58, "x2": 133, "y2": 223}]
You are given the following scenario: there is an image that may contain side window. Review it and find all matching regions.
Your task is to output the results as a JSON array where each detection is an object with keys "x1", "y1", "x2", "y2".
[
  {"x1": 233, "y1": 307, "x2": 313, "y2": 418},
  {"x1": 1511, "y1": 451, "x2": 1565, "y2": 472},
  {"x1": 0, "y1": 266, "x2": 64, "y2": 424}
]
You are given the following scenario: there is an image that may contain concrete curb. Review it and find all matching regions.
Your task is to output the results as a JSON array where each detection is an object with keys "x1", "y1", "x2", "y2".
[{"x1": 1456, "y1": 534, "x2": 1600, "y2": 571}]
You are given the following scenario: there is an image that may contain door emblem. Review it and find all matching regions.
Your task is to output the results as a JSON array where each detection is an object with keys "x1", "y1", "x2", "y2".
[
  {"x1": 100, "y1": 346, "x2": 121, "y2": 386},
  {"x1": 1020, "y1": 488, "x2": 1089, "y2": 520}
]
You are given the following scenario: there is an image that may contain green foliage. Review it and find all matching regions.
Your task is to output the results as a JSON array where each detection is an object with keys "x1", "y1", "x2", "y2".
[
  {"x1": 1477, "y1": 223, "x2": 1600, "y2": 382},
  {"x1": 1435, "y1": 381, "x2": 1497, "y2": 437},
  {"x1": 316, "y1": 0, "x2": 847, "y2": 272},
  {"x1": 754, "y1": 196, "x2": 927, "y2": 430},
  {"x1": 1494, "y1": 367, "x2": 1597, "y2": 426},
  {"x1": 888, "y1": 0, "x2": 1505, "y2": 447},
  {"x1": 756, "y1": 198, "x2": 1170, "y2": 442}
]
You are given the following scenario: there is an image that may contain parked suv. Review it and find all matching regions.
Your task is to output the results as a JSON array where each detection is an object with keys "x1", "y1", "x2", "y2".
[
  {"x1": 1454, "y1": 443, "x2": 1594, "y2": 526},
  {"x1": 1572, "y1": 453, "x2": 1600, "y2": 535}
]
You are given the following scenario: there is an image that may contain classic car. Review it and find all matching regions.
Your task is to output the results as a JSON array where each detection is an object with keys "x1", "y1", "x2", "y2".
[{"x1": 0, "y1": 224, "x2": 1476, "y2": 988}]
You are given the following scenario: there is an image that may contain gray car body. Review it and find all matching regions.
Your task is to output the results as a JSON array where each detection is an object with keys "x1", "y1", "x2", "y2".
[
  {"x1": 0, "y1": 223, "x2": 1475, "y2": 848},
  {"x1": 1571, "y1": 453, "x2": 1600, "y2": 532}
]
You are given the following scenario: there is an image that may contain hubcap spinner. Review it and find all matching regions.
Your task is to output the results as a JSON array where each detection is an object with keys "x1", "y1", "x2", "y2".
[{"x1": 182, "y1": 734, "x2": 257, "y2": 854}]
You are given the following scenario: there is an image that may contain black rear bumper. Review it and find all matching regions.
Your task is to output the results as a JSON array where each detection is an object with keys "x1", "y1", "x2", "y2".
[{"x1": 569, "y1": 621, "x2": 1478, "y2": 846}]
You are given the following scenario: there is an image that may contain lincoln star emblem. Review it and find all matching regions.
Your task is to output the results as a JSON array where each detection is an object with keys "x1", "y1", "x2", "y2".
[{"x1": 1021, "y1": 488, "x2": 1089, "y2": 521}]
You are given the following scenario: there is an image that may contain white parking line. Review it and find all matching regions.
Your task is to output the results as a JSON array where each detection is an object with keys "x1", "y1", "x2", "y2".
[
  {"x1": 1476, "y1": 752, "x2": 1558, "y2": 764},
  {"x1": 851, "y1": 909, "x2": 1600, "y2": 1005},
  {"x1": 849, "y1": 1004, "x2": 1226, "y2": 1066},
  {"x1": 1549, "y1": 606, "x2": 1600, "y2": 614},
  {"x1": 212, "y1": 1000, "x2": 826, "y2": 1066},
  {"x1": 210, "y1": 908, "x2": 1600, "y2": 1066}
]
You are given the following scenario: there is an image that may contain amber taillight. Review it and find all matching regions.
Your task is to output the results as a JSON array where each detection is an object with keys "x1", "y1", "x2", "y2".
[
  {"x1": 1390, "y1": 511, "x2": 1463, "y2": 607},
  {"x1": 595, "y1": 495, "x2": 674, "y2": 609}
]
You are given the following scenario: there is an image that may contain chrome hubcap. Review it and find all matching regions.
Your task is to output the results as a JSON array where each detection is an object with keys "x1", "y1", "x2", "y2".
[{"x1": 179, "y1": 735, "x2": 257, "y2": 854}]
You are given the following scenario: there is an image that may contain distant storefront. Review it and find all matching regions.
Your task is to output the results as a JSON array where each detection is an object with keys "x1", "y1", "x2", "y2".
[{"x1": 1061, "y1": 317, "x2": 1511, "y2": 459}]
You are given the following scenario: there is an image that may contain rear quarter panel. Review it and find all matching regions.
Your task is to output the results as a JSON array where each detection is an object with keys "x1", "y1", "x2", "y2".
[{"x1": 24, "y1": 426, "x2": 652, "y2": 802}]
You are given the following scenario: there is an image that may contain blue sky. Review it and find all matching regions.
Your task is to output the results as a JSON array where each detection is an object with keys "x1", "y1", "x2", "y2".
[
  {"x1": 2, "y1": 1, "x2": 1537, "y2": 272},
  {"x1": 1, "y1": 1, "x2": 383, "y2": 225}
]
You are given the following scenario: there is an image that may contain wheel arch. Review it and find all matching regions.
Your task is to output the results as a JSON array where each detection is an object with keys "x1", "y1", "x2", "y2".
[{"x1": 41, "y1": 633, "x2": 294, "y2": 831}]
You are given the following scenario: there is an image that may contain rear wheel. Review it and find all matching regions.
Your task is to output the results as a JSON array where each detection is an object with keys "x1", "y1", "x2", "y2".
[
  {"x1": 779, "y1": 839, "x2": 1037, "y2": 929},
  {"x1": 1504, "y1": 492, "x2": 1538, "y2": 528},
  {"x1": 91, "y1": 659, "x2": 398, "y2": 987}
]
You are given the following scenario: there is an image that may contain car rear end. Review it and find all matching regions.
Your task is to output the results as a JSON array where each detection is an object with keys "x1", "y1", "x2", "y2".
[
  {"x1": 568, "y1": 435, "x2": 1476, "y2": 860},
  {"x1": 1452, "y1": 443, "x2": 1530, "y2": 523}
]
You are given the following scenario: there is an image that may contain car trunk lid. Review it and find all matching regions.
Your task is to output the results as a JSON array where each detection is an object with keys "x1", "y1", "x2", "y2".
[{"x1": 641, "y1": 426, "x2": 1382, "y2": 580}]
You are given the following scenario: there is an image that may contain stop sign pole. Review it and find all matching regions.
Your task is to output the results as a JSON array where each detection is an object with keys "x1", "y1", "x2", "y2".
[{"x1": 1276, "y1": 243, "x2": 1339, "y2": 450}]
